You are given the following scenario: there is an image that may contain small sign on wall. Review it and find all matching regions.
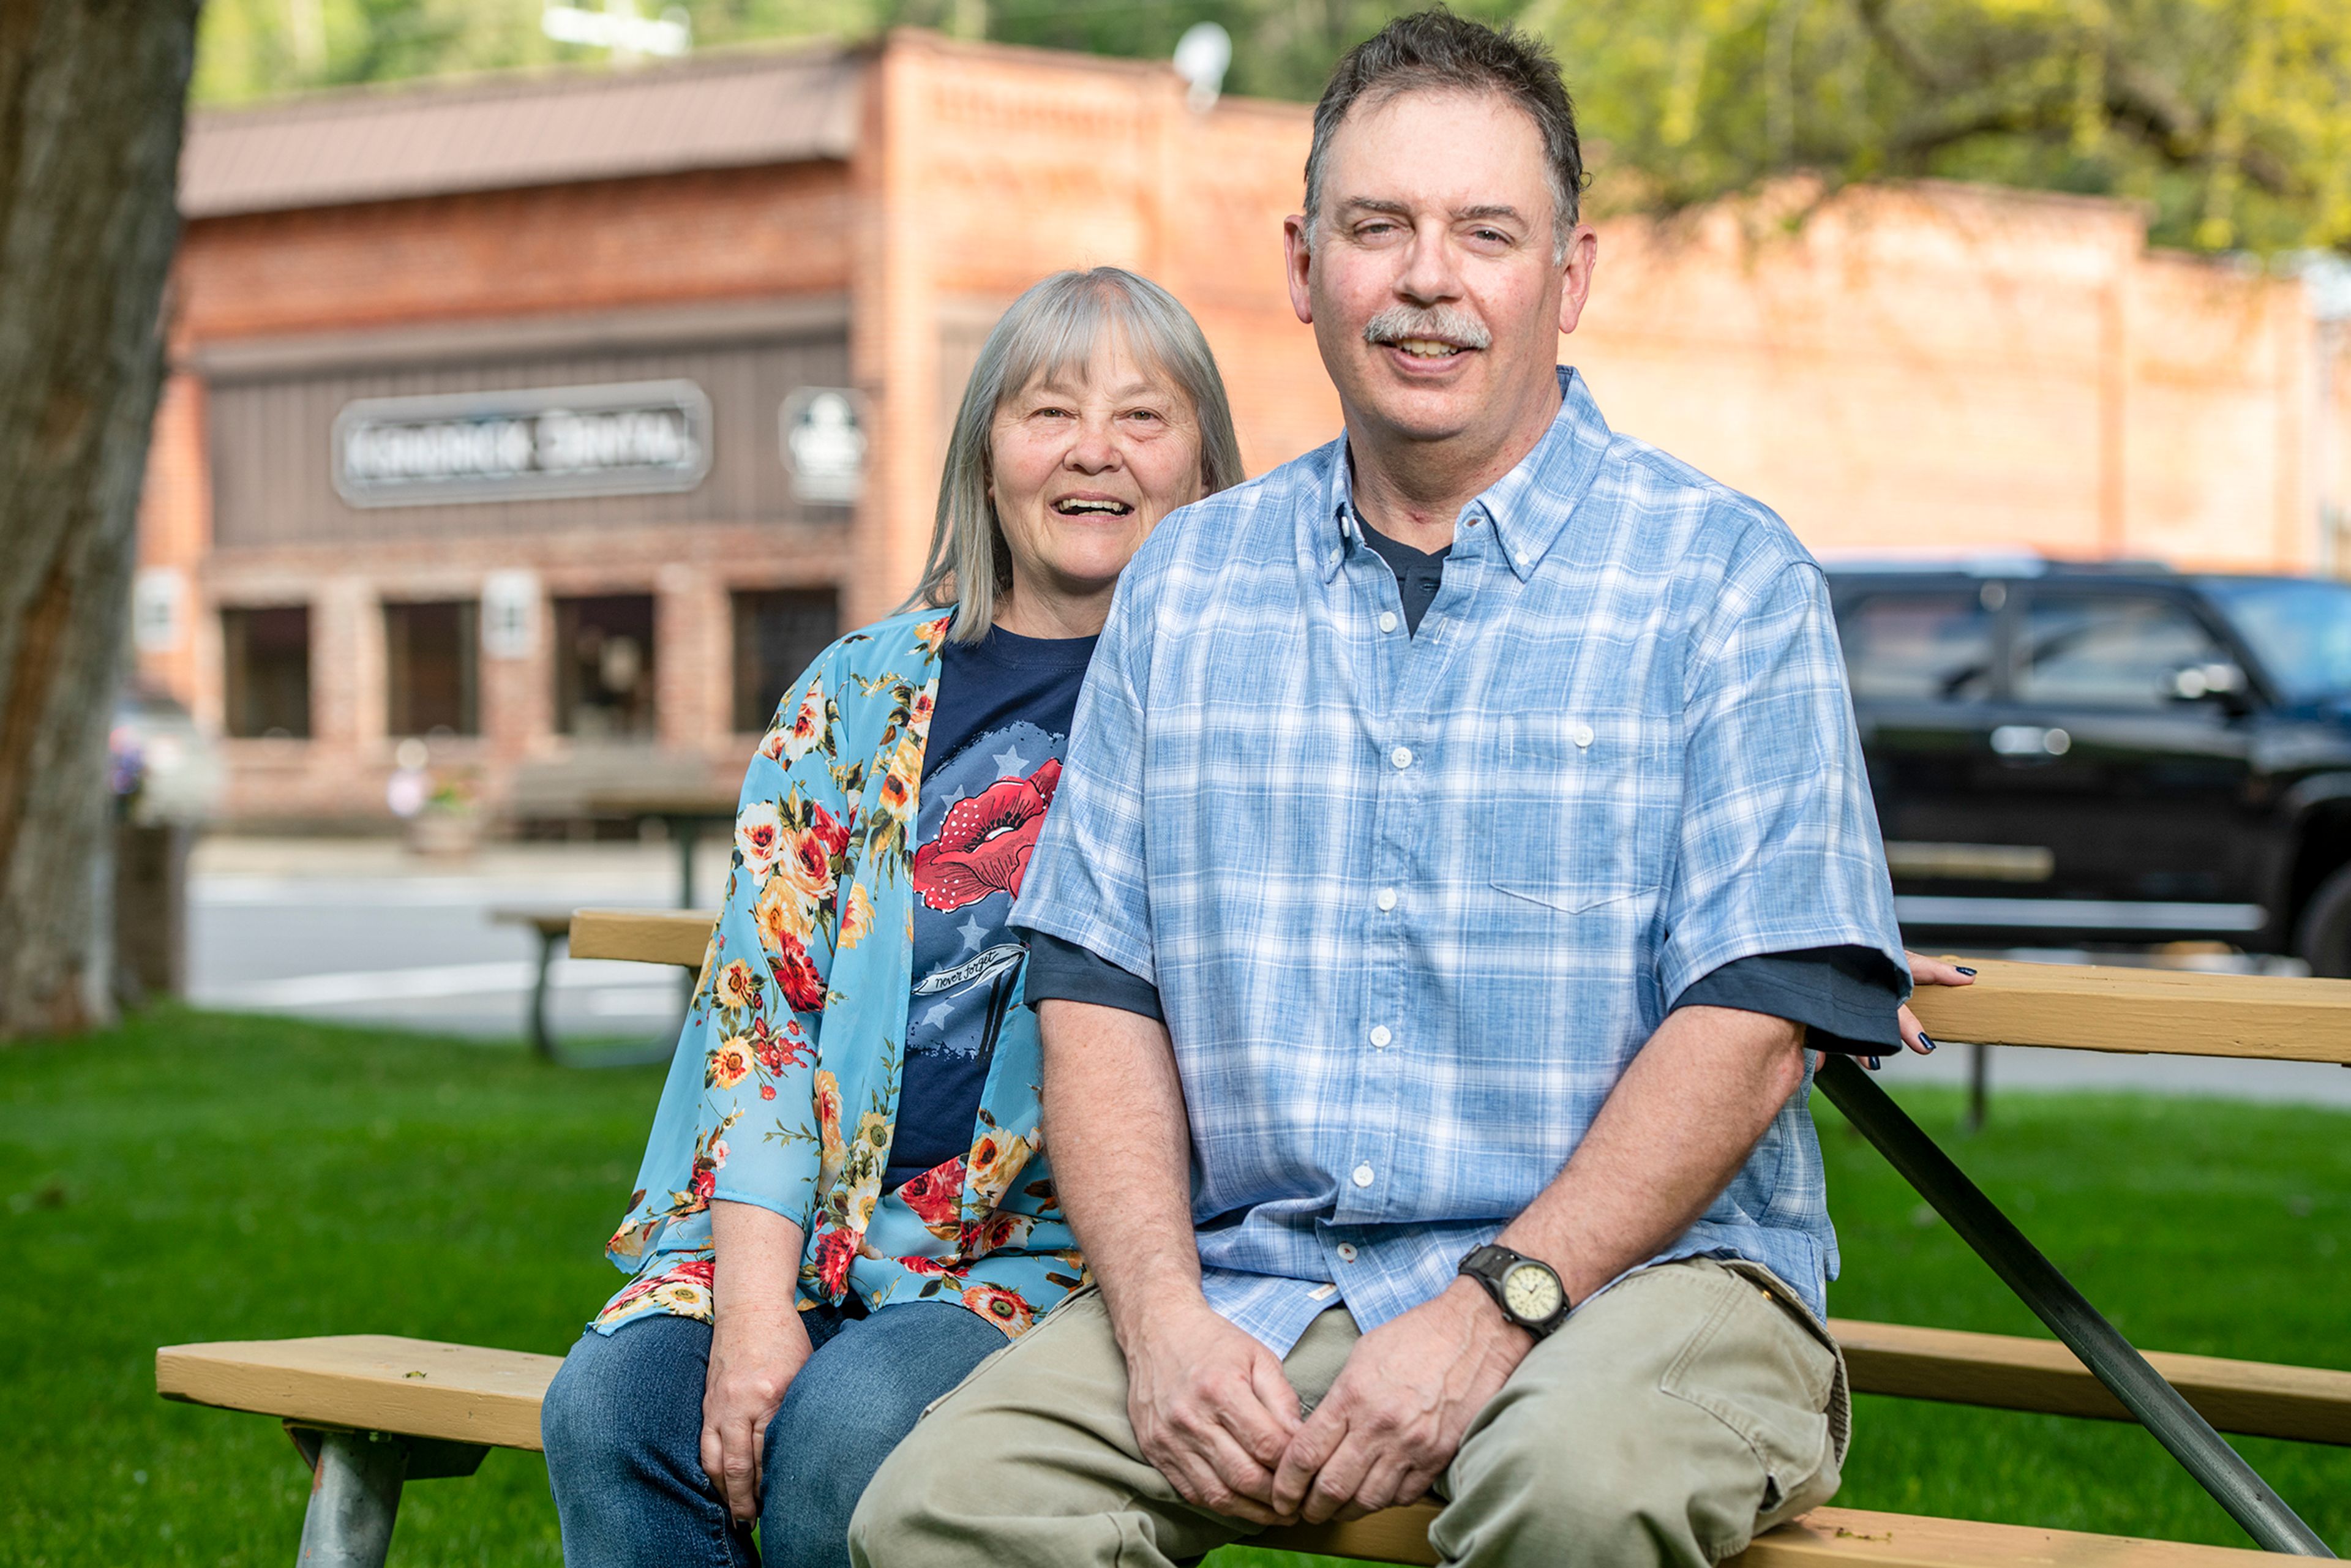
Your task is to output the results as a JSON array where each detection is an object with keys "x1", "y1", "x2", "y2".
[
  {"x1": 132, "y1": 567, "x2": 186, "y2": 654},
  {"x1": 779, "y1": 388, "x2": 868, "y2": 505},
  {"x1": 332, "y1": 380, "x2": 713, "y2": 508},
  {"x1": 482, "y1": 570, "x2": 539, "y2": 660}
]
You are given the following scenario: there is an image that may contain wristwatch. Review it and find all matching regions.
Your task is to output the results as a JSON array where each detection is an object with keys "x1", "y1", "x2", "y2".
[{"x1": 1457, "y1": 1244, "x2": 1570, "y2": 1338}]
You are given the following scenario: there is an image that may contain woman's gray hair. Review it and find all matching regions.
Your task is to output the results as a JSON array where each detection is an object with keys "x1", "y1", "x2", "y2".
[{"x1": 907, "y1": 267, "x2": 1244, "y2": 643}]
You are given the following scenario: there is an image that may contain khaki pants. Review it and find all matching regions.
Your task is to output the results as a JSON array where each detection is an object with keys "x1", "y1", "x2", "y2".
[{"x1": 848, "y1": 1256, "x2": 1849, "y2": 1567}]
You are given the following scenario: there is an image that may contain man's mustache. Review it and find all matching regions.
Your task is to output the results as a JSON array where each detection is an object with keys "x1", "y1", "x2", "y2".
[{"x1": 1362, "y1": 304, "x2": 1492, "y2": 351}]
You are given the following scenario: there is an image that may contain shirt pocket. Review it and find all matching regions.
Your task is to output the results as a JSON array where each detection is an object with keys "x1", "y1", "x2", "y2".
[{"x1": 1484, "y1": 711, "x2": 1678, "y2": 912}]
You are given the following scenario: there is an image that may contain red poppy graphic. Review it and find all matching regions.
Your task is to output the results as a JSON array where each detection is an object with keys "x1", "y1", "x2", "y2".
[{"x1": 912, "y1": 758, "x2": 1062, "y2": 912}]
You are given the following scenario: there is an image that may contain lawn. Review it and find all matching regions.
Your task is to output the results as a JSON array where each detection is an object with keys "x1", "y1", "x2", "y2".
[{"x1": 2, "y1": 1008, "x2": 2347, "y2": 1566}]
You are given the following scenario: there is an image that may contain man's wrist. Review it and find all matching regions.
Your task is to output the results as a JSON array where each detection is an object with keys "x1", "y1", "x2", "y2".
[{"x1": 1442, "y1": 1275, "x2": 1536, "y2": 1357}]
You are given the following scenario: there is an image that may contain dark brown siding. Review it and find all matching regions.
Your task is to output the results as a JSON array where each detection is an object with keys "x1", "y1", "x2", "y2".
[{"x1": 208, "y1": 331, "x2": 852, "y2": 549}]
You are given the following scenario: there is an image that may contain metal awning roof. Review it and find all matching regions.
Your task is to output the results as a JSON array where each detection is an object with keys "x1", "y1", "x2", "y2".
[{"x1": 180, "y1": 43, "x2": 861, "y2": 219}]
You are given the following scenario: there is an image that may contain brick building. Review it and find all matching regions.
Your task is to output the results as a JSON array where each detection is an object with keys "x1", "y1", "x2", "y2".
[{"x1": 135, "y1": 31, "x2": 2349, "y2": 827}]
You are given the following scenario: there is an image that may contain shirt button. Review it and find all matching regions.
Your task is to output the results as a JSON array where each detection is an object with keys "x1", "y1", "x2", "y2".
[
  {"x1": 1336, "y1": 1243, "x2": 1359, "y2": 1262},
  {"x1": 1375, "y1": 887, "x2": 1397, "y2": 911},
  {"x1": 1369, "y1": 1024, "x2": 1392, "y2": 1048},
  {"x1": 1352, "y1": 1163, "x2": 1375, "y2": 1188},
  {"x1": 1378, "y1": 610, "x2": 1400, "y2": 634},
  {"x1": 1390, "y1": 746, "x2": 1413, "y2": 770},
  {"x1": 1574, "y1": 724, "x2": 1595, "y2": 749}
]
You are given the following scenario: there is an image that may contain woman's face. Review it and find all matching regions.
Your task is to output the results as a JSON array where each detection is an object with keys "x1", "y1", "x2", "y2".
[{"x1": 988, "y1": 336, "x2": 1203, "y2": 628}]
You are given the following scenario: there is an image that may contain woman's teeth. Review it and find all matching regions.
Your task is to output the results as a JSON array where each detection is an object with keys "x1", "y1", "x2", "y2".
[{"x1": 1054, "y1": 498, "x2": 1132, "y2": 516}]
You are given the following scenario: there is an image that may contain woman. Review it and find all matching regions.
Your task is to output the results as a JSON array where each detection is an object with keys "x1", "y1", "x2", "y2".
[{"x1": 541, "y1": 267, "x2": 1244, "y2": 1567}]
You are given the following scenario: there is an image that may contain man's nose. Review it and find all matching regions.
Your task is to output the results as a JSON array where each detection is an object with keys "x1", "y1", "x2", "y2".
[{"x1": 1396, "y1": 220, "x2": 1463, "y2": 304}]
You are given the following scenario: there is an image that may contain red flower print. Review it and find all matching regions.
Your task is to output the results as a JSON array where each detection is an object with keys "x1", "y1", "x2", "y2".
[
  {"x1": 812, "y1": 1225, "x2": 859, "y2": 1296},
  {"x1": 912, "y1": 759, "x2": 1062, "y2": 912},
  {"x1": 959, "y1": 1283, "x2": 1035, "y2": 1334},
  {"x1": 691, "y1": 1164, "x2": 716, "y2": 1202},
  {"x1": 896, "y1": 1157, "x2": 966, "y2": 1231},
  {"x1": 770, "y1": 932, "x2": 825, "y2": 1013},
  {"x1": 760, "y1": 1085, "x2": 776, "y2": 1101},
  {"x1": 751, "y1": 1017, "x2": 809, "y2": 1075}
]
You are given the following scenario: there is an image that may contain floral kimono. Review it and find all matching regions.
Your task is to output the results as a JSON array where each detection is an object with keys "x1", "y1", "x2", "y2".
[{"x1": 594, "y1": 610, "x2": 1084, "y2": 1339}]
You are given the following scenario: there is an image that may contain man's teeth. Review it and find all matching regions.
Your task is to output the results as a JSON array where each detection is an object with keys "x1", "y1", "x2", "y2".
[{"x1": 1392, "y1": 338, "x2": 1464, "y2": 358}]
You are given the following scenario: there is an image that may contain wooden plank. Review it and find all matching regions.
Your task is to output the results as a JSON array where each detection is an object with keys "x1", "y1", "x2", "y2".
[
  {"x1": 1259, "y1": 1504, "x2": 2270, "y2": 1566},
  {"x1": 1902, "y1": 957, "x2": 2351, "y2": 1064},
  {"x1": 156, "y1": 1335, "x2": 560, "y2": 1451},
  {"x1": 569, "y1": 907, "x2": 714, "y2": 968},
  {"x1": 1831, "y1": 1319, "x2": 2351, "y2": 1446},
  {"x1": 487, "y1": 905, "x2": 574, "y2": 936}
]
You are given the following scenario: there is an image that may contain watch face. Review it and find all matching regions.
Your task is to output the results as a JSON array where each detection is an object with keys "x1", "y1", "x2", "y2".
[{"x1": 1502, "y1": 1262, "x2": 1563, "y2": 1322}]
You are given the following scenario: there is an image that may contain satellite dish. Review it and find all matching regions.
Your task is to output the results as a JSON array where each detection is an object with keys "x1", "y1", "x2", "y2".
[{"x1": 1173, "y1": 22, "x2": 1232, "y2": 112}]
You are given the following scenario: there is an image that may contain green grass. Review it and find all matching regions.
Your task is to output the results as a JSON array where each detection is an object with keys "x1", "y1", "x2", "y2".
[{"x1": 2, "y1": 1010, "x2": 2347, "y2": 1566}]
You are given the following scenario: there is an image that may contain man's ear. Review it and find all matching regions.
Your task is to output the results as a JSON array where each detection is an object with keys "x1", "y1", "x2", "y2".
[
  {"x1": 1283, "y1": 214, "x2": 1315, "y2": 328},
  {"x1": 1556, "y1": 225, "x2": 1599, "y2": 336}
]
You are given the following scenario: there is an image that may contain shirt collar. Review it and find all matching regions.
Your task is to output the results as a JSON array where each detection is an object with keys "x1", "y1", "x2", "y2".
[{"x1": 1318, "y1": 367, "x2": 1613, "y2": 584}]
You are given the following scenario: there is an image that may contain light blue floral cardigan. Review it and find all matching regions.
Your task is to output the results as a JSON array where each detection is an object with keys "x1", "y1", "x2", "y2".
[{"x1": 593, "y1": 610, "x2": 1084, "y2": 1339}]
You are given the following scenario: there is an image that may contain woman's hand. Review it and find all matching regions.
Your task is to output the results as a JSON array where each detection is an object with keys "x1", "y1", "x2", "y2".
[
  {"x1": 1880, "y1": 950, "x2": 1975, "y2": 1068},
  {"x1": 701, "y1": 1296, "x2": 813, "y2": 1522},
  {"x1": 700, "y1": 1199, "x2": 812, "y2": 1523}
]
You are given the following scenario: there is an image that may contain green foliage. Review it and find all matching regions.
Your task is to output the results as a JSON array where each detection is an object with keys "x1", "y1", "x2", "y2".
[
  {"x1": 1532, "y1": 0, "x2": 2351, "y2": 252},
  {"x1": 193, "y1": 0, "x2": 2351, "y2": 255},
  {"x1": 2, "y1": 1010, "x2": 2347, "y2": 1563}
]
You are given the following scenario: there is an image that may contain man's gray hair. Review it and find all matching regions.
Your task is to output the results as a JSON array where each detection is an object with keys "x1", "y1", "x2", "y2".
[
  {"x1": 909, "y1": 267, "x2": 1244, "y2": 645},
  {"x1": 1302, "y1": 9, "x2": 1587, "y2": 260}
]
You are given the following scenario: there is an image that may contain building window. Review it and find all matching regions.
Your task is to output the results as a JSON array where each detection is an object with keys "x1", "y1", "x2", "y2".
[
  {"x1": 222, "y1": 606, "x2": 312, "y2": 739},
  {"x1": 385, "y1": 600, "x2": 479, "y2": 738},
  {"x1": 732, "y1": 588, "x2": 841, "y2": 732},
  {"x1": 555, "y1": 594, "x2": 656, "y2": 740}
]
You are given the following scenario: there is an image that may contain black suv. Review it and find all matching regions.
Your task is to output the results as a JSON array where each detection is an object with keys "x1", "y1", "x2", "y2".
[{"x1": 1826, "y1": 560, "x2": 2351, "y2": 973}]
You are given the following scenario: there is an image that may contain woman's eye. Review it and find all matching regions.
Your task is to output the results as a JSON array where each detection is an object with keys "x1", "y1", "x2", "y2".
[{"x1": 1123, "y1": 408, "x2": 1163, "y2": 423}]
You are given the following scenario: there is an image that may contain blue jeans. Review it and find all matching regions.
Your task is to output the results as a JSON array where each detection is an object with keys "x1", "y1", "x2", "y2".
[{"x1": 542, "y1": 1300, "x2": 1005, "y2": 1568}]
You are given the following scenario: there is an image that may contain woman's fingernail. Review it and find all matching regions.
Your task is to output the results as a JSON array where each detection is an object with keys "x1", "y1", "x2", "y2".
[
  {"x1": 1919, "y1": 1033, "x2": 1937, "y2": 1053},
  {"x1": 1865, "y1": 1056, "x2": 1881, "y2": 1070},
  {"x1": 1955, "y1": 966, "x2": 1978, "y2": 976}
]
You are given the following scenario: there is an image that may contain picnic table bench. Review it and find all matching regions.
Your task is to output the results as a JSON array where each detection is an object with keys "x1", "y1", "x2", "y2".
[{"x1": 158, "y1": 911, "x2": 2351, "y2": 1566}]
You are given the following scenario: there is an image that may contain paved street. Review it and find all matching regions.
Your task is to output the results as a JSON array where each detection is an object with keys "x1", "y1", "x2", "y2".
[
  {"x1": 189, "y1": 836, "x2": 734, "y2": 1047},
  {"x1": 186, "y1": 837, "x2": 2351, "y2": 1105}
]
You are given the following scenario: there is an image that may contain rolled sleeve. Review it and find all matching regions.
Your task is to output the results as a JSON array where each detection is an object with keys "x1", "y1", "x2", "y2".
[
  {"x1": 1022, "y1": 931, "x2": 1165, "y2": 1021},
  {"x1": 1673, "y1": 946, "x2": 1906, "y2": 1054},
  {"x1": 1660, "y1": 548, "x2": 1907, "y2": 1008},
  {"x1": 1010, "y1": 570, "x2": 1159, "y2": 983}
]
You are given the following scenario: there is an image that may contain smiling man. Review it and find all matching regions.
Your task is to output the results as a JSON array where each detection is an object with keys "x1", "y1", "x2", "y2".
[{"x1": 849, "y1": 13, "x2": 1910, "y2": 1567}]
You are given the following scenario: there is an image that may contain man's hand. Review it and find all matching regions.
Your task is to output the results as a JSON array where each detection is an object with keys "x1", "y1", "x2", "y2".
[
  {"x1": 700, "y1": 1300, "x2": 814, "y2": 1523},
  {"x1": 1272, "y1": 1278, "x2": 1529, "y2": 1525},
  {"x1": 1123, "y1": 1297, "x2": 1303, "y2": 1525}
]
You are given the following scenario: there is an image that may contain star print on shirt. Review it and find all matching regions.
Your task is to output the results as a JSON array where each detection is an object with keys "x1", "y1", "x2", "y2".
[
  {"x1": 956, "y1": 914, "x2": 989, "y2": 955},
  {"x1": 917, "y1": 1000, "x2": 953, "y2": 1031},
  {"x1": 991, "y1": 742, "x2": 1029, "y2": 777}
]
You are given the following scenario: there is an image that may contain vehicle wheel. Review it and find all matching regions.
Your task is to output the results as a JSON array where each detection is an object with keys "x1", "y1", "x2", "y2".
[{"x1": 2295, "y1": 862, "x2": 2351, "y2": 977}]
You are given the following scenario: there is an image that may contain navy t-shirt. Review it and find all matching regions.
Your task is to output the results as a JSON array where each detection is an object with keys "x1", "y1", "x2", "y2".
[{"x1": 886, "y1": 625, "x2": 1098, "y2": 1191}]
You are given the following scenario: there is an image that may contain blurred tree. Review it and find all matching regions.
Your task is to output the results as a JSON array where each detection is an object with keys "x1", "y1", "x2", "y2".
[
  {"x1": 0, "y1": 2, "x2": 200, "y2": 1039},
  {"x1": 1531, "y1": 0, "x2": 2351, "y2": 253}
]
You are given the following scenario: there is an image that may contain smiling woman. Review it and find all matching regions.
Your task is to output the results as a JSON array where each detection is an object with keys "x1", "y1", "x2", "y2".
[{"x1": 537, "y1": 267, "x2": 1244, "y2": 1568}]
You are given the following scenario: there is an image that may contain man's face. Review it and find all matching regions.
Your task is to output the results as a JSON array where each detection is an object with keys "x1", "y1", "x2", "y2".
[{"x1": 1286, "y1": 88, "x2": 1595, "y2": 449}]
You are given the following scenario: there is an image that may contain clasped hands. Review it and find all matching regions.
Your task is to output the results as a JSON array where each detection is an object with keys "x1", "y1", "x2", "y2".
[{"x1": 1123, "y1": 1277, "x2": 1527, "y2": 1529}]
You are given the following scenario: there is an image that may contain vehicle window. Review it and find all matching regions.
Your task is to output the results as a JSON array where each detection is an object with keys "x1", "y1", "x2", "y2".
[
  {"x1": 2202, "y1": 578, "x2": 2351, "y2": 703},
  {"x1": 2015, "y1": 595, "x2": 2226, "y2": 710},
  {"x1": 1839, "y1": 592, "x2": 1998, "y2": 702}
]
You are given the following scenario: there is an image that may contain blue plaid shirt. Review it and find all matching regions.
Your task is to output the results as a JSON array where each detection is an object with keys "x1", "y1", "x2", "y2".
[{"x1": 1012, "y1": 369, "x2": 1905, "y2": 1354}]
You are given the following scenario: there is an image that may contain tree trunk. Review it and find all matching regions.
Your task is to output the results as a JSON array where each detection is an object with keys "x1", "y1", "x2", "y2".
[{"x1": 0, "y1": 2, "x2": 198, "y2": 1040}]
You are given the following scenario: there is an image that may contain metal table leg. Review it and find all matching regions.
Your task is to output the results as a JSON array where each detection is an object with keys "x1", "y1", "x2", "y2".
[
  {"x1": 528, "y1": 926, "x2": 559, "y2": 1063},
  {"x1": 294, "y1": 1428, "x2": 405, "y2": 1567},
  {"x1": 1814, "y1": 1054, "x2": 2334, "y2": 1556}
]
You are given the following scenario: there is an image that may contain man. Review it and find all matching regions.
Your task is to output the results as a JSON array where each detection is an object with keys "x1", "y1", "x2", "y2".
[{"x1": 849, "y1": 12, "x2": 1911, "y2": 1566}]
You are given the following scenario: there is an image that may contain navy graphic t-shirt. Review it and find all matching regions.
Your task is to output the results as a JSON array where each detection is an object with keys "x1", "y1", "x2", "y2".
[{"x1": 887, "y1": 625, "x2": 1098, "y2": 1191}]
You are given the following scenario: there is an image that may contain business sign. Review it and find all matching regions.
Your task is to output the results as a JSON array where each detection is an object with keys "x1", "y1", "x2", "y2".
[
  {"x1": 332, "y1": 380, "x2": 712, "y2": 508},
  {"x1": 779, "y1": 387, "x2": 868, "y2": 505}
]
